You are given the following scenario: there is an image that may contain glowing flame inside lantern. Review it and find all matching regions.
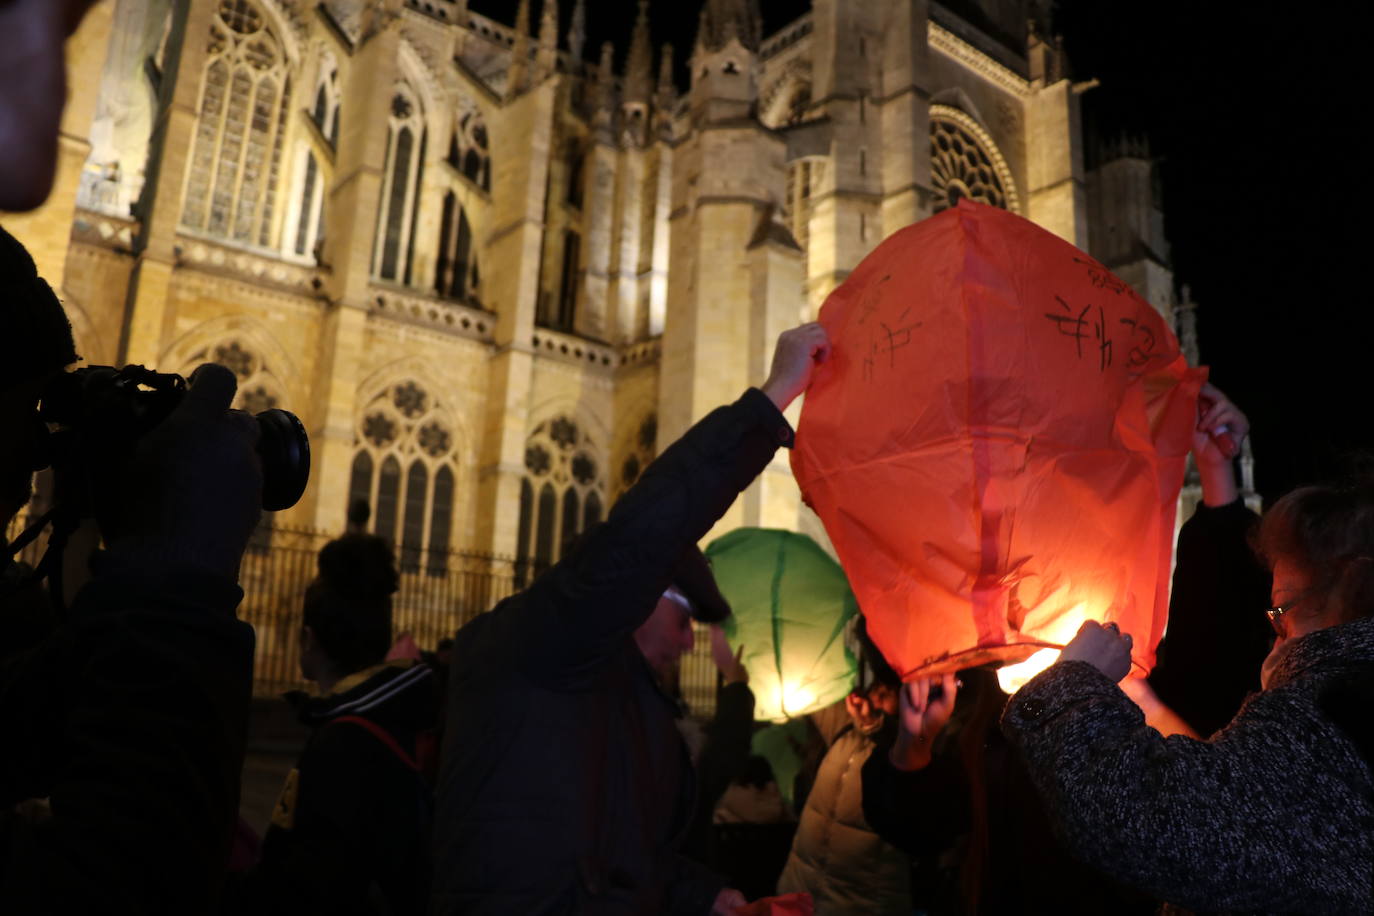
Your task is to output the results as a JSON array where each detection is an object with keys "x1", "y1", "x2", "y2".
[
  {"x1": 776, "y1": 682, "x2": 818, "y2": 720},
  {"x1": 996, "y1": 647, "x2": 1062, "y2": 694}
]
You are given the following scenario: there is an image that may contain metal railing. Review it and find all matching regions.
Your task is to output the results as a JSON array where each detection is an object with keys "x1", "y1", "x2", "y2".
[
  {"x1": 6, "y1": 514, "x2": 721, "y2": 716},
  {"x1": 239, "y1": 525, "x2": 521, "y2": 697}
]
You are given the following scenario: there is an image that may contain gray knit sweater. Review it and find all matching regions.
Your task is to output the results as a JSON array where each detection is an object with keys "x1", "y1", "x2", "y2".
[{"x1": 1001, "y1": 617, "x2": 1374, "y2": 914}]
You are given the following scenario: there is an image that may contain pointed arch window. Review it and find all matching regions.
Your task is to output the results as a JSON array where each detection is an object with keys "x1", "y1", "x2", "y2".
[
  {"x1": 518, "y1": 415, "x2": 606, "y2": 581},
  {"x1": 350, "y1": 379, "x2": 460, "y2": 572},
  {"x1": 374, "y1": 86, "x2": 425, "y2": 283},
  {"x1": 311, "y1": 63, "x2": 340, "y2": 148},
  {"x1": 435, "y1": 191, "x2": 479, "y2": 303},
  {"x1": 182, "y1": 0, "x2": 292, "y2": 248},
  {"x1": 447, "y1": 105, "x2": 490, "y2": 192}
]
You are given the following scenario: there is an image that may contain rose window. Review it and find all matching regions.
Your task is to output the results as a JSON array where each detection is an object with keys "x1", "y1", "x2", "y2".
[{"x1": 930, "y1": 114, "x2": 1011, "y2": 213}]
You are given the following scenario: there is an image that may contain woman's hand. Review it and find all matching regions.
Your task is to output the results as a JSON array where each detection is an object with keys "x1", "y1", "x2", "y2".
[
  {"x1": 709, "y1": 625, "x2": 748, "y2": 685},
  {"x1": 888, "y1": 673, "x2": 959, "y2": 772},
  {"x1": 1193, "y1": 382, "x2": 1249, "y2": 506},
  {"x1": 1059, "y1": 620, "x2": 1133, "y2": 683}
]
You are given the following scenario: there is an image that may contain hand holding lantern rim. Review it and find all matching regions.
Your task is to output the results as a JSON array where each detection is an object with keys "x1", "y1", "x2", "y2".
[
  {"x1": 1194, "y1": 382, "x2": 1250, "y2": 507},
  {"x1": 1058, "y1": 619, "x2": 1134, "y2": 683},
  {"x1": 760, "y1": 323, "x2": 832, "y2": 411},
  {"x1": 888, "y1": 672, "x2": 959, "y2": 772}
]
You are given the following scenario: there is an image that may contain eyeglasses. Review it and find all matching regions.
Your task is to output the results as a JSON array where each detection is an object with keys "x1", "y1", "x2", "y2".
[
  {"x1": 1263, "y1": 601, "x2": 1296, "y2": 638},
  {"x1": 1264, "y1": 588, "x2": 1318, "y2": 638}
]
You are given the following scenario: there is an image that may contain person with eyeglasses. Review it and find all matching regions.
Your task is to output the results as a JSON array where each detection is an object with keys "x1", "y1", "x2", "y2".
[{"x1": 998, "y1": 441, "x2": 1374, "y2": 910}]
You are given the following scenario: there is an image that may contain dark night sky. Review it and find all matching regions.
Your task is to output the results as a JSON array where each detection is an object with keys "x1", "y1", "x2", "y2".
[{"x1": 475, "y1": 1, "x2": 1370, "y2": 502}]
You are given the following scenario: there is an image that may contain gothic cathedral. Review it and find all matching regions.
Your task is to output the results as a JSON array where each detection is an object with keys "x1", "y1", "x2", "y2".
[{"x1": 3, "y1": 0, "x2": 1207, "y2": 576}]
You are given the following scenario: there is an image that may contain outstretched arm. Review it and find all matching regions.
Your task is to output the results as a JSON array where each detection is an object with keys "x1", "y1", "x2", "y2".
[{"x1": 519, "y1": 325, "x2": 831, "y2": 677}]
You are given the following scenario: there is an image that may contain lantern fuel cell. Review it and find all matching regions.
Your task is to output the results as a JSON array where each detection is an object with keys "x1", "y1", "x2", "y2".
[{"x1": 791, "y1": 199, "x2": 1204, "y2": 684}]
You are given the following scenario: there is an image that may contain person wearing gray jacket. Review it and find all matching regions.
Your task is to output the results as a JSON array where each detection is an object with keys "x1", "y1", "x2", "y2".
[{"x1": 1001, "y1": 478, "x2": 1374, "y2": 914}]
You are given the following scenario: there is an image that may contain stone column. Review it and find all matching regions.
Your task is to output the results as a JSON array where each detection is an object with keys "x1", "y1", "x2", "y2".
[
  {"x1": 304, "y1": 18, "x2": 404, "y2": 530},
  {"x1": 118, "y1": 0, "x2": 214, "y2": 368},
  {"x1": 473, "y1": 82, "x2": 557, "y2": 556},
  {"x1": 878, "y1": 0, "x2": 934, "y2": 237},
  {"x1": 1025, "y1": 79, "x2": 1088, "y2": 248}
]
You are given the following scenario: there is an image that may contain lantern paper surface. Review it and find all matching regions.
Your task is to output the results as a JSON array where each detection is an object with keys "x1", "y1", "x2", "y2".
[
  {"x1": 791, "y1": 199, "x2": 1204, "y2": 680},
  {"x1": 708, "y1": 528, "x2": 858, "y2": 721}
]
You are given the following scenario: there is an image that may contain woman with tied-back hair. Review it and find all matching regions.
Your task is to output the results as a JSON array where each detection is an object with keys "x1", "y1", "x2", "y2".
[
  {"x1": 999, "y1": 476, "x2": 1374, "y2": 914},
  {"x1": 229, "y1": 533, "x2": 441, "y2": 916}
]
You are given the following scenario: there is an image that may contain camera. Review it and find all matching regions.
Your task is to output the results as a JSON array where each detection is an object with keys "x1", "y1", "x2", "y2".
[{"x1": 39, "y1": 364, "x2": 310, "y2": 512}]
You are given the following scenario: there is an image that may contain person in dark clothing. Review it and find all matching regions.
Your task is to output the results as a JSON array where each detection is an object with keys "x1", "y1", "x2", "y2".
[
  {"x1": 0, "y1": 226, "x2": 263, "y2": 913},
  {"x1": 859, "y1": 385, "x2": 1259, "y2": 914},
  {"x1": 1000, "y1": 476, "x2": 1374, "y2": 913},
  {"x1": 1143, "y1": 383, "x2": 1273, "y2": 737},
  {"x1": 430, "y1": 323, "x2": 830, "y2": 916},
  {"x1": 863, "y1": 668, "x2": 1156, "y2": 915},
  {"x1": 681, "y1": 625, "x2": 755, "y2": 871},
  {"x1": 236, "y1": 532, "x2": 437, "y2": 915}
]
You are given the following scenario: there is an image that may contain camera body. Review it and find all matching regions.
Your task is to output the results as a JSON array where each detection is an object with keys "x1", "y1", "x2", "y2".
[{"x1": 40, "y1": 364, "x2": 310, "y2": 512}]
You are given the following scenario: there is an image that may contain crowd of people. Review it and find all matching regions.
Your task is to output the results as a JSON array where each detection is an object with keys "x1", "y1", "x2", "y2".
[{"x1": 2, "y1": 2, "x2": 1372, "y2": 913}]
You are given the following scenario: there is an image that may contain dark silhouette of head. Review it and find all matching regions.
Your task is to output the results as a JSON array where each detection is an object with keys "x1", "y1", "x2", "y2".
[{"x1": 301, "y1": 534, "x2": 399, "y2": 683}]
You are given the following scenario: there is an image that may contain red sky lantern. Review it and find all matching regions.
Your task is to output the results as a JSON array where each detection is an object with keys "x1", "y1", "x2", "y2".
[{"x1": 791, "y1": 199, "x2": 1204, "y2": 687}]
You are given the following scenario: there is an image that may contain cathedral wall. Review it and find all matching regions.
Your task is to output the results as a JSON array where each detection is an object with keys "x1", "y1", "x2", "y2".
[{"x1": 60, "y1": 242, "x2": 135, "y2": 367}]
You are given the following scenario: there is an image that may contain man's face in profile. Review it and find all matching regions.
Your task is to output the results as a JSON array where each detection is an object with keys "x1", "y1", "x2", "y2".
[{"x1": 0, "y1": 0, "x2": 100, "y2": 212}]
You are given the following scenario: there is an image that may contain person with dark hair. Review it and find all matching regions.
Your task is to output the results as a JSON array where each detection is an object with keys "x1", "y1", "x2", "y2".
[
  {"x1": 239, "y1": 533, "x2": 438, "y2": 915},
  {"x1": 775, "y1": 621, "x2": 915, "y2": 916},
  {"x1": 430, "y1": 324, "x2": 830, "y2": 916},
  {"x1": 999, "y1": 469, "x2": 1374, "y2": 911},
  {"x1": 0, "y1": 222, "x2": 265, "y2": 912},
  {"x1": 346, "y1": 498, "x2": 373, "y2": 535},
  {"x1": 859, "y1": 385, "x2": 1260, "y2": 914},
  {"x1": 1133, "y1": 384, "x2": 1273, "y2": 738}
]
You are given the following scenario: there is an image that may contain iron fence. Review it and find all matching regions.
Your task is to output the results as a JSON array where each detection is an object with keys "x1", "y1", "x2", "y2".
[{"x1": 6, "y1": 514, "x2": 721, "y2": 715}]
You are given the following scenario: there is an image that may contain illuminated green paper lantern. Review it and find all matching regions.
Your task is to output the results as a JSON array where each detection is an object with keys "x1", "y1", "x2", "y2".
[{"x1": 707, "y1": 528, "x2": 858, "y2": 721}]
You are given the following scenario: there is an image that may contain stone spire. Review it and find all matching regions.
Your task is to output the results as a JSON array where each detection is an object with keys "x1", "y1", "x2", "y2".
[
  {"x1": 696, "y1": 0, "x2": 763, "y2": 54},
  {"x1": 568, "y1": 0, "x2": 586, "y2": 63},
  {"x1": 595, "y1": 41, "x2": 617, "y2": 118},
  {"x1": 654, "y1": 43, "x2": 676, "y2": 137},
  {"x1": 507, "y1": 0, "x2": 532, "y2": 96},
  {"x1": 623, "y1": 0, "x2": 653, "y2": 106},
  {"x1": 656, "y1": 43, "x2": 675, "y2": 106},
  {"x1": 1176, "y1": 284, "x2": 1200, "y2": 367},
  {"x1": 536, "y1": 0, "x2": 559, "y2": 80}
]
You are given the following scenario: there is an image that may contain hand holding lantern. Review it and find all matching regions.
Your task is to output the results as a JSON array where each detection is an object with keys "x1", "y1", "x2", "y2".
[
  {"x1": 710, "y1": 625, "x2": 749, "y2": 686},
  {"x1": 1194, "y1": 382, "x2": 1250, "y2": 507},
  {"x1": 1059, "y1": 620, "x2": 1133, "y2": 683},
  {"x1": 889, "y1": 673, "x2": 959, "y2": 772}
]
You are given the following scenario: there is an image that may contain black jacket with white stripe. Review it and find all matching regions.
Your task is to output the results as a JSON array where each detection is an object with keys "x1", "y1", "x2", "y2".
[{"x1": 250, "y1": 660, "x2": 441, "y2": 916}]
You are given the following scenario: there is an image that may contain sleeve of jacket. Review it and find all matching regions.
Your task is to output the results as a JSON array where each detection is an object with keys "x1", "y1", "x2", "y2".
[
  {"x1": 250, "y1": 725, "x2": 396, "y2": 914},
  {"x1": 517, "y1": 388, "x2": 792, "y2": 679},
  {"x1": 1001, "y1": 660, "x2": 1367, "y2": 914},
  {"x1": 860, "y1": 739, "x2": 970, "y2": 859},
  {"x1": 1148, "y1": 499, "x2": 1271, "y2": 736},
  {"x1": 0, "y1": 546, "x2": 254, "y2": 915},
  {"x1": 697, "y1": 683, "x2": 757, "y2": 812}
]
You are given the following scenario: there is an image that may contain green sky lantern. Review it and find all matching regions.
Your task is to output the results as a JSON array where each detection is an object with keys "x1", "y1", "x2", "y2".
[{"x1": 707, "y1": 528, "x2": 858, "y2": 722}]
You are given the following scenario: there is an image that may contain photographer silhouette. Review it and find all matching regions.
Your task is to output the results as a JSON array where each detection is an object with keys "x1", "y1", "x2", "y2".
[{"x1": 0, "y1": 224, "x2": 272, "y2": 913}]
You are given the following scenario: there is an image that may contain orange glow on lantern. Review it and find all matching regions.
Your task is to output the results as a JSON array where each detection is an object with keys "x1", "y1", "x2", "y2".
[{"x1": 792, "y1": 200, "x2": 1202, "y2": 683}]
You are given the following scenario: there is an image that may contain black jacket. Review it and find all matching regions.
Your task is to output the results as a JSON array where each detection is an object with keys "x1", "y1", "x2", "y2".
[
  {"x1": 1148, "y1": 499, "x2": 1272, "y2": 737},
  {"x1": 0, "y1": 546, "x2": 254, "y2": 914},
  {"x1": 430, "y1": 388, "x2": 793, "y2": 915},
  {"x1": 861, "y1": 669, "x2": 1155, "y2": 915},
  {"x1": 243, "y1": 660, "x2": 439, "y2": 915}
]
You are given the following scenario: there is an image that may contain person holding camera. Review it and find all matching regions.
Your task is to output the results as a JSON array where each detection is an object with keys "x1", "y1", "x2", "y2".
[{"x1": 0, "y1": 225, "x2": 266, "y2": 913}]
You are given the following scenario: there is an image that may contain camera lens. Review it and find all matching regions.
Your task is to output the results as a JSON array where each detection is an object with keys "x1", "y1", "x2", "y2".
[{"x1": 256, "y1": 408, "x2": 310, "y2": 511}]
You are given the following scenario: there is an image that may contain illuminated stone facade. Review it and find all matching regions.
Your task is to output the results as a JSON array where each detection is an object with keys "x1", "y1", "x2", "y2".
[{"x1": 4, "y1": 0, "x2": 1213, "y2": 569}]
